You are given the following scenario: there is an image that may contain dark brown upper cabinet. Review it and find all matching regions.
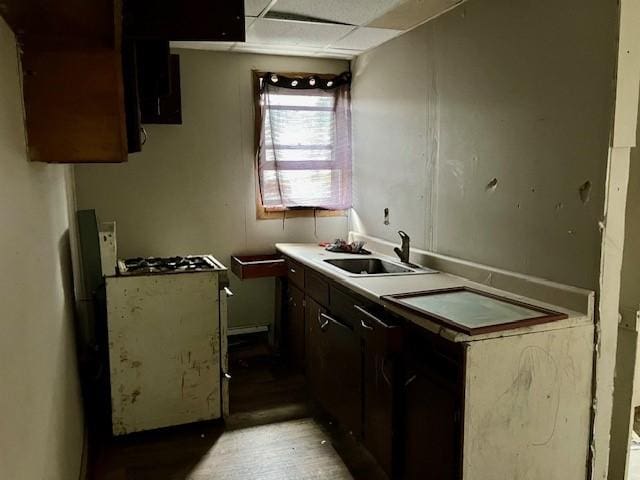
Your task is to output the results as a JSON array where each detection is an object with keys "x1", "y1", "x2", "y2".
[
  {"x1": 0, "y1": 0, "x2": 120, "y2": 49},
  {"x1": 123, "y1": 0, "x2": 245, "y2": 42},
  {"x1": 140, "y1": 53, "x2": 182, "y2": 125},
  {"x1": 0, "y1": 0, "x2": 243, "y2": 163}
]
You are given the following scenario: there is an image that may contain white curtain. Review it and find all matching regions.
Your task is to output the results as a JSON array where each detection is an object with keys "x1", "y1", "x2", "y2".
[{"x1": 257, "y1": 73, "x2": 352, "y2": 210}]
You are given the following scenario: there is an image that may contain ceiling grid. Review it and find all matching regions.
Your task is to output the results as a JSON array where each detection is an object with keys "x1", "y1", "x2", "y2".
[{"x1": 171, "y1": 0, "x2": 465, "y2": 59}]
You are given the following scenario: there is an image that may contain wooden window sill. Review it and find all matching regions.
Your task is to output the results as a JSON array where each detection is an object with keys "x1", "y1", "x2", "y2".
[{"x1": 257, "y1": 206, "x2": 348, "y2": 220}]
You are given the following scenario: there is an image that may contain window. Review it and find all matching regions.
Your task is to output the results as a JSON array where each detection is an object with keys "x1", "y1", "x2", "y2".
[{"x1": 254, "y1": 72, "x2": 352, "y2": 218}]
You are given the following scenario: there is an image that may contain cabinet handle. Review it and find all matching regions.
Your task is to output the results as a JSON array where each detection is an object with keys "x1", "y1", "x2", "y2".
[
  {"x1": 224, "y1": 287, "x2": 234, "y2": 297},
  {"x1": 290, "y1": 267, "x2": 296, "y2": 274},
  {"x1": 317, "y1": 310, "x2": 329, "y2": 331},
  {"x1": 381, "y1": 357, "x2": 392, "y2": 387},
  {"x1": 321, "y1": 312, "x2": 352, "y2": 331},
  {"x1": 140, "y1": 126, "x2": 148, "y2": 145},
  {"x1": 404, "y1": 374, "x2": 417, "y2": 387},
  {"x1": 354, "y1": 305, "x2": 393, "y2": 329},
  {"x1": 360, "y1": 319, "x2": 374, "y2": 331}
]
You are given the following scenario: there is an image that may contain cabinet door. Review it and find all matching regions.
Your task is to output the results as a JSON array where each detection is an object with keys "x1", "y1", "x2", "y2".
[
  {"x1": 306, "y1": 297, "x2": 325, "y2": 399},
  {"x1": 307, "y1": 299, "x2": 362, "y2": 436},
  {"x1": 21, "y1": 49, "x2": 127, "y2": 163},
  {"x1": 403, "y1": 344, "x2": 461, "y2": 480},
  {"x1": 284, "y1": 284, "x2": 305, "y2": 372},
  {"x1": 359, "y1": 306, "x2": 402, "y2": 477}
]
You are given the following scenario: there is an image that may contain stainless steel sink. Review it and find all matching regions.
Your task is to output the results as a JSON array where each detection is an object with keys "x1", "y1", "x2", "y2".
[{"x1": 323, "y1": 257, "x2": 425, "y2": 275}]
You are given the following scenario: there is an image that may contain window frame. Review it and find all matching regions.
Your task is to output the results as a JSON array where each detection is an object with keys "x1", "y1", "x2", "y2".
[{"x1": 252, "y1": 70, "x2": 348, "y2": 220}]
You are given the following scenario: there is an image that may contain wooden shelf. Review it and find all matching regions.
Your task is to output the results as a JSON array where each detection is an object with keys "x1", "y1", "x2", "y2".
[{"x1": 231, "y1": 254, "x2": 287, "y2": 280}]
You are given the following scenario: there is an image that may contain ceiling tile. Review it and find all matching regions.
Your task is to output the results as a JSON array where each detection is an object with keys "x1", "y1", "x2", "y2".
[
  {"x1": 247, "y1": 18, "x2": 355, "y2": 48},
  {"x1": 330, "y1": 27, "x2": 401, "y2": 51},
  {"x1": 270, "y1": 0, "x2": 405, "y2": 26},
  {"x1": 368, "y1": 0, "x2": 463, "y2": 30},
  {"x1": 245, "y1": 0, "x2": 273, "y2": 17}
]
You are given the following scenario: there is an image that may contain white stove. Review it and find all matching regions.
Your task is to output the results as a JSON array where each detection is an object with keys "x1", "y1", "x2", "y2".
[{"x1": 106, "y1": 253, "x2": 230, "y2": 435}]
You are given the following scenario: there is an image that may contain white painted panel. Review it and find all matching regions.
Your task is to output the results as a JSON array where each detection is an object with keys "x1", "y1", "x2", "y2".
[
  {"x1": 612, "y1": 0, "x2": 640, "y2": 147},
  {"x1": 170, "y1": 41, "x2": 235, "y2": 52},
  {"x1": 271, "y1": 0, "x2": 405, "y2": 26},
  {"x1": 463, "y1": 324, "x2": 594, "y2": 480},
  {"x1": 98, "y1": 221, "x2": 117, "y2": 276},
  {"x1": 247, "y1": 18, "x2": 355, "y2": 48},
  {"x1": 106, "y1": 273, "x2": 221, "y2": 435},
  {"x1": 351, "y1": 0, "x2": 617, "y2": 290},
  {"x1": 245, "y1": 0, "x2": 272, "y2": 17},
  {"x1": 330, "y1": 27, "x2": 402, "y2": 51}
]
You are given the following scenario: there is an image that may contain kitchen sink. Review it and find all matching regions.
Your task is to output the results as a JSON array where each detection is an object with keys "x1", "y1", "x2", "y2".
[{"x1": 323, "y1": 257, "x2": 427, "y2": 275}]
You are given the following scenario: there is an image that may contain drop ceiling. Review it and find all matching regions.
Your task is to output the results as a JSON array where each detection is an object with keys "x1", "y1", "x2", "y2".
[{"x1": 171, "y1": 0, "x2": 464, "y2": 59}]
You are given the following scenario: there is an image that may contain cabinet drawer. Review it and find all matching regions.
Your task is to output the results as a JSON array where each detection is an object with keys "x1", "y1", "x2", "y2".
[
  {"x1": 329, "y1": 284, "x2": 376, "y2": 330},
  {"x1": 286, "y1": 258, "x2": 304, "y2": 288},
  {"x1": 305, "y1": 269, "x2": 329, "y2": 307}
]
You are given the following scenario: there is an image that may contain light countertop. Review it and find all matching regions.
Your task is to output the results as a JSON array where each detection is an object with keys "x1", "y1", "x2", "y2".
[{"x1": 275, "y1": 243, "x2": 592, "y2": 343}]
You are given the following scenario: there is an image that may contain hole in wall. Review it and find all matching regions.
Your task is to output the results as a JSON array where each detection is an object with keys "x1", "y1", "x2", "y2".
[
  {"x1": 485, "y1": 178, "x2": 498, "y2": 192},
  {"x1": 579, "y1": 181, "x2": 592, "y2": 204}
]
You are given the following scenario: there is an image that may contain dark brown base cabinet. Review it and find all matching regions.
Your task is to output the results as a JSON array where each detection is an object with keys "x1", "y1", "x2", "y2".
[
  {"x1": 278, "y1": 252, "x2": 595, "y2": 480},
  {"x1": 402, "y1": 327, "x2": 463, "y2": 479},
  {"x1": 281, "y1": 256, "x2": 461, "y2": 480}
]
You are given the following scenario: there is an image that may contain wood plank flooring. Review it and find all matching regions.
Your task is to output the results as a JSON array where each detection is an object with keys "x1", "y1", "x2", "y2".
[{"x1": 91, "y1": 346, "x2": 386, "y2": 480}]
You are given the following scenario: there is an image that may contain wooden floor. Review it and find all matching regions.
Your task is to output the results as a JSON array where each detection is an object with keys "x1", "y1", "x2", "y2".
[{"x1": 91, "y1": 345, "x2": 386, "y2": 480}]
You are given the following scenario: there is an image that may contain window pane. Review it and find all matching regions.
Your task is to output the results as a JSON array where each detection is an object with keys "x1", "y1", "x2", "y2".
[
  {"x1": 265, "y1": 147, "x2": 333, "y2": 163},
  {"x1": 261, "y1": 169, "x2": 342, "y2": 207},
  {"x1": 265, "y1": 110, "x2": 334, "y2": 148}
]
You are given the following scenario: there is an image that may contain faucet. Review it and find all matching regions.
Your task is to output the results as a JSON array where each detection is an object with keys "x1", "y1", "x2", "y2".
[{"x1": 394, "y1": 230, "x2": 410, "y2": 264}]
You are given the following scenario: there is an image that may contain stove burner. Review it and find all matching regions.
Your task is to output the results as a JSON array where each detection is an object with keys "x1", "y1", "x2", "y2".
[{"x1": 120, "y1": 255, "x2": 216, "y2": 274}]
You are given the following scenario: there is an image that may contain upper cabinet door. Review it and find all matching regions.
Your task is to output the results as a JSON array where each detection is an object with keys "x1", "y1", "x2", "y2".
[
  {"x1": 22, "y1": 48, "x2": 128, "y2": 163},
  {"x1": 123, "y1": 0, "x2": 246, "y2": 41}
]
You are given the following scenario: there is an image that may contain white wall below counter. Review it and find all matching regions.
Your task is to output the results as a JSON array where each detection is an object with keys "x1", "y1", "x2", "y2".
[{"x1": 74, "y1": 50, "x2": 350, "y2": 330}]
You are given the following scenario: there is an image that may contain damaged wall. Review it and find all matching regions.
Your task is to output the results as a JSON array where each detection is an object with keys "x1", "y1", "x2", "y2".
[
  {"x1": 351, "y1": 0, "x2": 617, "y2": 289},
  {"x1": 0, "y1": 17, "x2": 84, "y2": 480},
  {"x1": 74, "y1": 51, "x2": 349, "y2": 330}
]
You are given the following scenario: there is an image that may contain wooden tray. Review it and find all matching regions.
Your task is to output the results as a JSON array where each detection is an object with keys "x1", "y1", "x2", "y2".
[
  {"x1": 231, "y1": 254, "x2": 287, "y2": 280},
  {"x1": 382, "y1": 287, "x2": 567, "y2": 335}
]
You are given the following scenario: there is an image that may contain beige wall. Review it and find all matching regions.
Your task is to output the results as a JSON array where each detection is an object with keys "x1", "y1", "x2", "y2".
[
  {"x1": 74, "y1": 50, "x2": 349, "y2": 330},
  {"x1": 0, "y1": 18, "x2": 84, "y2": 480},
  {"x1": 351, "y1": 0, "x2": 617, "y2": 289}
]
